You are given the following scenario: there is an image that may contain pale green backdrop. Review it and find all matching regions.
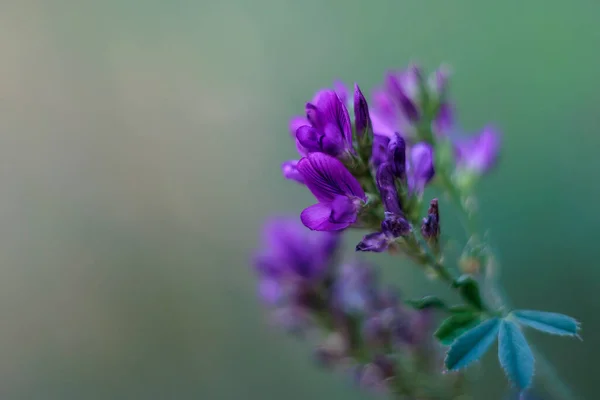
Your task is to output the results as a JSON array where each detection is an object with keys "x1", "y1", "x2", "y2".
[{"x1": 0, "y1": 0, "x2": 598, "y2": 399}]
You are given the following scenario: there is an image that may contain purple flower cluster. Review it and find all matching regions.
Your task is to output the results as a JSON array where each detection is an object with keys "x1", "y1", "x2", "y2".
[
  {"x1": 281, "y1": 65, "x2": 499, "y2": 239},
  {"x1": 251, "y1": 218, "x2": 435, "y2": 393}
]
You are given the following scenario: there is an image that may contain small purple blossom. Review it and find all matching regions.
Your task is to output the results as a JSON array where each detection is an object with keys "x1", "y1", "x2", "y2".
[
  {"x1": 297, "y1": 152, "x2": 367, "y2": 231},
  {"x1": 354, "y1": 84, "x2": 371, "y2": 139},
  {"x1": 407, "y1": 143, "x2": 435, "y2": 194},
  {"x1": 295, "y1": 90, "x2": 353, "y2": 157},
  {"x1": 356, "y1": 212, "x2": 411, "y2": 253},
  {"x1": 375, "y1": 163, "x2": 402, "y2": 215},
  {"x1": 369, "y1": 66, "x2": 422, "y2": 138},
  {"x1": 454, "y1": 126, "x2": 501, "y2": 174},
  {"x1": 253, "y1": 217, "x2": 340, "y2": 303},
  {"x1": 388, "y1": 133, "x2": 407, "y2": 180}
]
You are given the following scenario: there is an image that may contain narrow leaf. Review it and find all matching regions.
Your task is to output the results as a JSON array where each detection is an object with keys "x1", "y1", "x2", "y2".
[
  {"x1": 452, "y1": 275, "x2": 484, "y2": 310},
  {"x1": 435, "y1": 313, "x2": 481, "y2": 345},
  {"x1": 498, "y1": 319, "x2": 535, "y2": 390},
  {"x1": 511, "y1": 310, "x2": 581, "y2": 338},
  {"x1": 445, "y1": 318, "x2": 500, "y2": 371},
  {"x1": 406, "y1": 296, "x2": 447, "y2": 310}
]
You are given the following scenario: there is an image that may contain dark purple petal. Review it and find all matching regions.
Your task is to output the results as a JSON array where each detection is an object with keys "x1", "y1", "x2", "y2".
[
  {"x1": 354, "y1": 84, "x2": 370, "y2": 138},
  {"x1": 371, "y1": 134, "x2": 391, "y2": 168},
  {"x1": 388, "y1": 133, "x2": 407, "y2": 179},
  {"x1": 356, "y1": 232, "x2": 390, "y2": 253},
  {"x1": 381, "y1": 212, "x2": 411, "y2": 238},
  {"x1": 376, "y1": 163, "x2": 402, "y2": 215},
  {"x1": 385, "y1": 73, "x2": 419, "y2": 122},
  {"x1": 407, "y1": 143, "x2": 435, "y2": 193},
  {"x1": 297, "y1": 152, "x2": 366, "y2": 203},
  {"x1": 455, "y1": 126, "x2": 501, "y2": 174},
  {"x1": 433, "y1": 103, "x2": 454, "y2": 135},
  {"x1": 296, "y1": 125, "x2": 344, "y2": 155},
  {"x1": 281, "y1": 160, "x2": 305, "y2": 184},
  {"x1": 301, "y1": 203, "x2": 353, "y2": 231},
  {"x1": 289, "y1": 116, "x2": 309, "y2": 137},
  {"x1": 306, "y1": 90, "x2": 353, "y2": 150},
  {"x1": 330, "y1": 195, "x2": 360, "y2": 224}
]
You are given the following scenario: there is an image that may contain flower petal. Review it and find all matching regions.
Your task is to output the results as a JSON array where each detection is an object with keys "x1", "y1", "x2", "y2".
[
  {"x1": 408, "y1": 143, "x2": 435, "y2": 193},
  {"x1": 289, "y1": 116, "x2": 309, "y2": 138},
  {"x1": 371, "y1": 134, "x2": 391, "y2": 168},
  {"x1": 281, "y1": 160, "x2": 305, "y2": 184},
  {"x1": 307, "y1": 90, "x2": 352, "y2": 148},
  {"x1": 330, "y1": 195, "x2": 360, "y2": 224},
  {"x1": 301, "y1": 203, "x2": 353, "y2": 231},
  {"x1": 297, "y1": 152, "x2": 365, "y2": 202},
  {"x1": 388, "y1": 133, "x2": 407, "y2": 179},
  {"x1": 354, "y1": 84, "x2": 370, "y2": 138},
  {"x1": 376, "y1": 163, "x2": 402, "y2": 215},
  {"x1": 259, "y1": 277, "x2": 283, "y2": 305}
]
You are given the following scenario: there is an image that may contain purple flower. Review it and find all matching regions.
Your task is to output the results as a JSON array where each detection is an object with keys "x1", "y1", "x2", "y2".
[
  {"x1": 376, "y1": 163, "x2": 402, "y2": 215},
  {"x1": 369, "y1": 66, "x2": 422, "y2": 138},
  {"x1": 356, "y1": 212, "x2": 411, "y2": 253},
  {"x1": 354, "y1": 84, "x2": 371, "y2": 139},
  {"x1": 297, "y1": 152, "x2": 367, "y2": 231},
  {"x1": 433, "y1": 102, "x2": 454, "y2": 135},
  {"x1": 295, "y1": 90, "x2": 353, "y2": 157},
  {"x1": 454, "y1": 126, "x2": 501, "y2": 174},
  {"x1": 253, "y1": 217, "x2": 340, "y2": 305},
  {"x1": 388, "y1": 133, "x2": 407, "y2": 180},
  {"x1": 407, "y1": 143, "x2": 435, "y2": 194},
  {"x1": 281, "y1": 160, "x2": 305, "y2": 184}
]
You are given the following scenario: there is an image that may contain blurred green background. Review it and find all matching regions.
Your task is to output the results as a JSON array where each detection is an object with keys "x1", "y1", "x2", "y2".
[{"x1": 0, "y1": 0, "x2": 598, "y2": 399}]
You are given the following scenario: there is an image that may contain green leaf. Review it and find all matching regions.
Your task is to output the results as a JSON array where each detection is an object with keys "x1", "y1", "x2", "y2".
[
  {"x1": 511, "y1": 310, "x2": 581, "y2": 338},
  {"x1": 498, "y1": 319, "x2": 535, "y2": 390},
  {"x1": 445, "y1": 318, "x2": 500, "y2": 371},
  {"x1": 406, "y1": 296, "x2": 448, "y2": 311},
  {"x1": 435, "y1": 312, "x2": 481, "y2": 345},
  {"x1": 452, "y1": 275, "x2": 484, "y2": 310}
]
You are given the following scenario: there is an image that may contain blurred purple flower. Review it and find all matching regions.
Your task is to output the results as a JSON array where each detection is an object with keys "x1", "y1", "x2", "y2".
[
  {"x1": 454, "y1": 126, "x2": 501, "y2": 174},
  {"x1": 253, "y1": 217, "x2": 340, "y2": 305},
  {"x1": 406, "y1": 143, "x2": 435, "y2": 194},
  {"x1": 370, "y1": 66, "x2": 422, "y2": 138},
  {"x1": 297, "y1": 152, "x2": 367, "y2": 231},
  {"x1": 333, "y1": 261, "x2": 378, "y2": 315}
]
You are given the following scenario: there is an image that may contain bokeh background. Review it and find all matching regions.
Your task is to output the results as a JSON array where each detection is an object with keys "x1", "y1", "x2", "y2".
[{"x1": 1, "y1": 0, "x2": 598, "y2": 399}]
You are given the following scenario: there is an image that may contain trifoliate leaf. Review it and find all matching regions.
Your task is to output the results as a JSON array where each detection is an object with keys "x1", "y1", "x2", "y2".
[
  {"x1": 435, "y1": 312, "x2": 481, "y2": 345},
  {"x1": 498, "y1": 319, "x2": 535, "y2": 390},
  {"x1": 445, "y1": 318, "x2": 500, "y2": 371},
  {"x1": 452, "y1": 275, "x2": 484, "y2": 310},
  {"x1": 511, "y1": 310, "x2": 581, "y2": 338}
]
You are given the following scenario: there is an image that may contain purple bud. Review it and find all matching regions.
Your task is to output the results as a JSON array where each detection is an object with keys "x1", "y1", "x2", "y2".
[
  {"x1": 375, "y1": 163, "x2": 402, "y2": 215},
  {"x1": 388, "y1": 133, "x2": 407, "y2": 180},
  {"x1": 407, "y1": 143, "x2": 435, "y2": 194},
  {"x1": 433, "y1": 103, "x2": 454, "y2": 135},
  {"x1": 421, "y1": 198, "x2": 440, "y2": 240},
  {"x1": 356, "y1": 232, "x2": 390, "y2": 253},
  {"x1": 381, "y1": 212, "x2": 411, "y2": 238},
  {"x1": 296, "y1": 125, "x2": 344, "y2": 156},
  {"x1": 371, "y1": 134, "x2": 391, "y2": 168},
  {"x1": 281, "y1": 160, "x2": 305, "y2": 184},
  {"x1": 354, "y1": 84, "x2": 370, "y2": 138}
]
